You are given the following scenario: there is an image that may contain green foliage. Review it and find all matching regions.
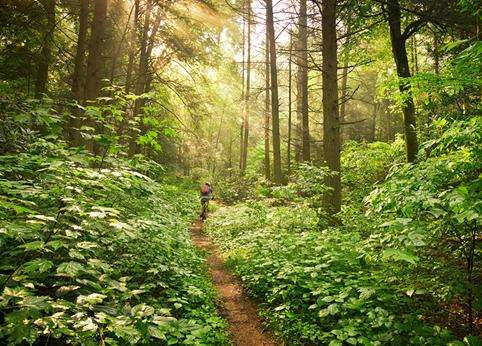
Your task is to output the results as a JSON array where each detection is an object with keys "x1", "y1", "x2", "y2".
[
  {"x1": 0, "y1": 140, "x2": 229, "y2": 345},
  {"x1": 341, "y1": 138, "x2": 404, "y2": 205},
  {"x1": 213, "y1": 174, "x2": 261, "y2": 204},
  {"x1": 204, "y1": 201, "x2": 462, "y2": 345},
  {"x1": 366, "y1": 116, "x2": 481, "y2": 335},
  {"x1": 203, "y1": 116, "x2": 481, "y2": 344}
]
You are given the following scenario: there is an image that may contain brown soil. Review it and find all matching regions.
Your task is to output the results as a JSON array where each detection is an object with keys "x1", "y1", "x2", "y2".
[{"x1": 190, "y1": 220, "x2": 278, "y2": 346}]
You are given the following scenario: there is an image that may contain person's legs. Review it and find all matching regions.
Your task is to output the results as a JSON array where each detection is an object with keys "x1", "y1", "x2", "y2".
[{"x1": 200, "y1": 199, "x2": 208, "y2": 220}]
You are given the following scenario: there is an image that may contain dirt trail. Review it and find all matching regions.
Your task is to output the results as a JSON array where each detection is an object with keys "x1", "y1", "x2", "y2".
[{"x1": 190, "y1": 221, "x2": 277, "y2": 346}]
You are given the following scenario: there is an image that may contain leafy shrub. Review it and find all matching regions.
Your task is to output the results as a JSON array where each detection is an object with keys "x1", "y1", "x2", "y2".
[
  {"x1": 0, "y1": 140, "x2": 229, "y2": 345},
  {"x1": 213, "y1": 174, "x2": 260, "y2": 204},
  {"x1": 205, "y1": 202, "x2": 462, "y2": 345},
  {"x1": 341, "y1": 138, "x2": 404, "y2": 206},
  {"x1": 366, "y1": 116, "x2": 481, "y2": 336}
]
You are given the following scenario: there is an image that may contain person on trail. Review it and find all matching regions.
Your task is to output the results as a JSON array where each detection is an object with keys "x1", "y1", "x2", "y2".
[{"x1": 200, "y1": 182, "x2": 213, "y2": 220}]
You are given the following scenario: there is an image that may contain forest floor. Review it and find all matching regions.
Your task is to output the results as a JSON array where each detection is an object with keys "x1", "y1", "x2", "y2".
[{"x1": 190, "y1": 220, "x2": 277, "y2": 346}]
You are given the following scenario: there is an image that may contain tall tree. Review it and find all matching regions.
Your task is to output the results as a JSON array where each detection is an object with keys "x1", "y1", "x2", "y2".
[
  {"x1": 321, "y1": 0, "x2": 341, "y2": 213},
  {"x1": 433, "y1": 29, "x2": 440, "y2": 75},
  {"x1": 239, "y1": 2, "x2": 246, "y2": 171},
  {"x1": 241, "y1": 0, "x2": 251, "y2": 175},
  {"x1": 287, "y1": 33, "x2": 293, "y2": 175},
  {"x1": 339, "y1": 28, "x2": 351, "y2": 143},
  {"x1": 297, "y1": 0, "x2": 310, "y2": 162},
  {"x1": 35, "y1": 0, "x2": 56, "y2": 96},
  {"x1": 264, "y1": 22, "x2": 271, "y2": 180},
  {"x1": 84, "y1": 0, "x2": 109, "y2": 101},
  {"x1": 125, "y1": 0, "x2": 140, "y2": 93},
  {"x1": 134, "y1": 1, "x2": 152, "y2": 100},
  {"x1": 84, "y1": 0, "x2": 108, "y2": 153},
  {"x1": 69, "y1": 0, "x2": 89, "y2": 146},
  {"x1": 385, "y1": 0, "x2": 419, "y2": 162},
  {"x1": 266, "y1": 0, "x2": 283, "y2": 184}
]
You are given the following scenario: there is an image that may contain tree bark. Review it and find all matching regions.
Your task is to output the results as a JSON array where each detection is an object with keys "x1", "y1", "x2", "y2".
[
  {"x1": 322, "y1": 0, "x2": 341, "y2": 213},
  {"x1": 241, "y1": 0, "x2": 251, "y2": 175},
  {"x1": 266, "y1": 0, "x2": 283, "y2": 185},
  {"x1": 297, "y1": 0, "x2": 310, "y2": 162},
  {"x1": 264, "y1": 17, "x2": 271, "y2": 180},
  {"x1": 287, "y1": 33, "x2": 293, "y2": 176},
  {"x1": 411, "y1": 34, "x2": 419, "y2": 74},
  {"x1": 35, "y1": 0, "x2": 56, "y2": 97},
  {"x1": 125, "y1": 0, "x2": 140, "y2": 93},
  {"x1": 339, "y1": 51, "x2": 349, "y2": 143},
  {"x1": 433, "y1": 30, "x2": 440, "y2": 75},
  {"x1": 84, "y1": 0, "x2": 108, "y2": 101},
  {"x1": 69, "y1": 0, "x2": 89, "y2": 146},
  {"x1": 239, "y1": 1, "x2": 246, "y2": 172},
  {"x1": 386, "y1": 0, "x2": 419, "y2": 163},
  {"x1": 84, "y1": 0, "x2": 108, "y2": 153},
  {"x1": 134, "y1": 1, "x2": 152, "y2": 99}
]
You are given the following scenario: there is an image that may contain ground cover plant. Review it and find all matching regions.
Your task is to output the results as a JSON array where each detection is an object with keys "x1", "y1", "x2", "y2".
[
  {"x1": 1, "y1": 0, "x2": 481, "y2": 344},
  {"x1": 205, "y1": 202, "x2": 464, "y2": 345},
  {"x1": 205, "y1": 116, "x2": 481, "y2": 345},
  {"x1": 0, "y1": 140, "x2": 229, "y2": 345}
]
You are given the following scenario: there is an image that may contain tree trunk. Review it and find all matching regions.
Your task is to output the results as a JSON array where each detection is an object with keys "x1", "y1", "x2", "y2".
[
  {"x1": 322, "y1": 0, "x2": 341, "y2": 213},
  {"x1": 69, "y1": 0, "x2": 89, "y2": 146},
  {"x1": 84, "y1": 0, "x2": 108, "y2": 153},
  {"x1": 240, "y1": 1, "x2": 246, "y2": 172},
  {"x1": 433, "y1": 30, "x2": 440, "y2": 75},
  {"x1": 239, "y1": 123, "x2": 244, "y2": 170},
  {"x1": 297, "y1": 0, "x2": 310, "y2": 162},
  {"x1": 387, "y1": 0, "x2": 419, "y2": 163},
  {"x1": 125, "y1": 0, "x2": 140, "y2": 93},
  {"x1": 35, "y1": 0, "x2": 56, "y2": 97},
  {"x1": 266, "y1": 0, "x2": 283, "y2": 184},
  {"x1": 287, "y1": 33, "x2": 293, "y2": 176},
  {"x1": 110, "y1": 4, "x2": 135, "y2": 84},
  {"x1": 228, "y1": 133, "x2": 233, "y2": 170},
  {"x1": 241, "y1": 0, "x2": 251, "y2": 175},
  {"x1": 411, "y1": 34, "x2": 419, "y2": 74},
  {"x1": 339, "y1": 50, "x2": 349, "y2": 143},
  {"x1": 370, "y1": 103, "x2": 378, "y2": 142},
  {"x1": 134, "y1": 1, "x2": 152, "y2": 99},
  {"x1": 266, "y1": 0, "x2": 283, "y2": 185},
  {"x1": 264, "y1": 19, "x2": 271, "y2": 180},
  {"x1": 84, "y1": 0, "x2": 108, "y2": 101}
]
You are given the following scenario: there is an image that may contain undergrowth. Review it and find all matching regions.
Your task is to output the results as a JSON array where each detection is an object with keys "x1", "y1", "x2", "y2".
[
  {"x1": 205, "y1": 116, "x2": 481, "y2": 345},
  {"x1": 0, "y1": 140, "x2": 229, "y2": 345}
]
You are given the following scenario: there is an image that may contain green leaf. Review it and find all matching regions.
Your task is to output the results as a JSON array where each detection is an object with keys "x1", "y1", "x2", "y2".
[
  {"x1": 21, "y1": 241, "x2": 44, "y2": 251},
  {"x1": 132, "y1": 304, "x2": 155, "y2": 317},
  {"x1": 23, "y1": 259, "x2": 53, "y2": 274},
  {"x1": 77, "y1": 293, "x2": 107, "y2": 306},
  {"x1": 382, "y1": 248, "x2": 419, "y2": 265},
  {"x1": 56, "y1": 261, "x2": 84, "y2": 277}
]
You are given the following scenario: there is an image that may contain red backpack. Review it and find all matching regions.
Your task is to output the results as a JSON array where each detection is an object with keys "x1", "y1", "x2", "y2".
[{"x1": 201, "y1": 184, "x2": 210, "y2": 194}]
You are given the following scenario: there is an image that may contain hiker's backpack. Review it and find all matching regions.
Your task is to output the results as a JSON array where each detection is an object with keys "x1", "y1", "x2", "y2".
[{"x1": 201, "y1": 185, "x2": 210, "y2": 194}]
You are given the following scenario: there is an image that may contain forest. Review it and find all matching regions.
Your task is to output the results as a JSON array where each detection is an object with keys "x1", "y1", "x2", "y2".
[{"x1": 0, "y1": 0, "x2": 480, "y2": 345}]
